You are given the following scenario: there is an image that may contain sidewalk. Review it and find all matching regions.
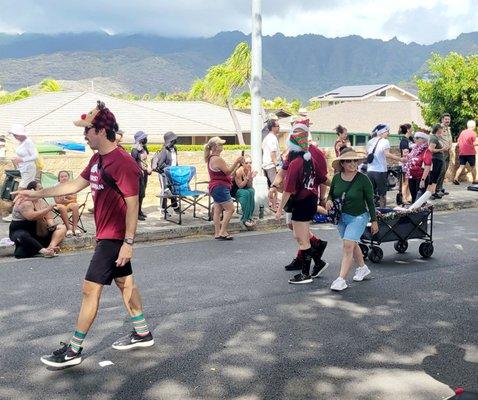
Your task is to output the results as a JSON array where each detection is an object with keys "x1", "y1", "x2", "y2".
[{"x1": 1, "y1": 184, "x2": 477, "y2": 256}]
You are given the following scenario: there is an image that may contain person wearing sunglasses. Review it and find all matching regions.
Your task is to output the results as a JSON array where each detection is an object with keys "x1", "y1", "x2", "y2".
[
  {"x1": 232, "y1": 155, "x2": 257, "y2": 228},
  {"x1": 326, "y1": 148, "x2": 378, "y2": 291}
]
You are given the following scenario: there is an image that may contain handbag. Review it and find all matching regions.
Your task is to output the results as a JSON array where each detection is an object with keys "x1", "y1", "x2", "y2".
[
  {"x1": 328, "y1": 174, "x2": 359, "y2": 225},
  {"x1": 366, "y1": 138, "x2": 382, "y2": 164}
]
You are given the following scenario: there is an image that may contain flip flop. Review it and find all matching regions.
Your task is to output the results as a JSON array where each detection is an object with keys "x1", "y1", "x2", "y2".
[{"x1": 215, "y1": 235, "x2": 233, "y2": 241}]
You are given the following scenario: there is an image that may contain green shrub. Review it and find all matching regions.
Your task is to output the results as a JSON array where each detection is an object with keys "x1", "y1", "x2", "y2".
[{"x1": 122, "y1": 144, "x2": 251, "y2": 152}]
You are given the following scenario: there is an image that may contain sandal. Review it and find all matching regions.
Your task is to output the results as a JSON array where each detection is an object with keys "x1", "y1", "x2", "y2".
[
  {"x1": 215, "y1": 235, "x2": 234, "y2": 241},
  {"x1": 74, "y1": 229, "x2": 82, "y2": 236},
  {"x1": 39, "y1": 248, "x2": 55, "y2": 258},
  {"x1": 66, "y1": 229, "x2": 73, "y2": 238}
]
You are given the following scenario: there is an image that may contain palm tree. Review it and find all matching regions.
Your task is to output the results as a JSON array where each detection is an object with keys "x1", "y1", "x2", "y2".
[{"x1": 40, "y1": 79, "x2": 62, "y2": 92}]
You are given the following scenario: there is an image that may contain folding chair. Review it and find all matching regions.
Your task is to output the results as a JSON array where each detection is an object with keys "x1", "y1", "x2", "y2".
[
  {"x1": 40, "y1": 171, "x2": 91, "y2": 233},
  {"x1": 159, "y1": 166, "x2": 211, "y2": 225}
]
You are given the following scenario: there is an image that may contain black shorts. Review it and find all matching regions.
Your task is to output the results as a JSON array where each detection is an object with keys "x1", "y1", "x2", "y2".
[
  {"x1": 430, "y1": 159, "x2": 444, "y2": 184},
  {"x1": 291, "y1": 195, "x2": 318, "y2": 222},
  {"x1": 85, "y1": 240, "x2": 132, "y2": 285},
  {"x1": 367, "y1": 171, "x2": 388, "y2": 196},
  {"x1": 459, "y1": 155, "x2": 476, "y2": 167}
]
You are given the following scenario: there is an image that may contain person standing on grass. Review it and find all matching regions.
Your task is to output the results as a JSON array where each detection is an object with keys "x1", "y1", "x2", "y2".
[
  {"x1": 327, "y1": 148, "x2": 378, "y2": 292},
  {"x1": 453, "y1": 120, "x2": 478, "y2": 185},
  {"x1": 205, "y1": 137, "x2": 244, "y2": 241},
  {"x1": 14, "y1": 101, "x2": 154, "y2": 368}
]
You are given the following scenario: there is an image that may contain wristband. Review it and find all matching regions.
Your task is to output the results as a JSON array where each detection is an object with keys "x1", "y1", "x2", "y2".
[{"x1": 124, "y1": 238, "x2": 134, "y2": 245}]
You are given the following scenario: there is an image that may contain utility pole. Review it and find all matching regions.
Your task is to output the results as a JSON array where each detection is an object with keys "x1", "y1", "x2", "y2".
[{"x1": 251, "y1": 0, "x2": 268, "y2": 211}]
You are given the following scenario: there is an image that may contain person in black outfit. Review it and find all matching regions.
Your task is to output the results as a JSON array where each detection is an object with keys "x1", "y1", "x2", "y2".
[
  {"x1": 9, "y1": 181, "x2": 66, "y2": 258},
  {"x1": 151, "y1": 131, "x2": 180, "y2": 216},
  {"x1": 131, "y1": 131, "x2": 151, "y2": 220},
  {"x1": 399, "y1": 123, "x2": 414, "y2": 203}
]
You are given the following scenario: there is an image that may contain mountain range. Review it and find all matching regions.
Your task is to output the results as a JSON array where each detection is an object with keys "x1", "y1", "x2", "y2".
[{"x1": 1, "y1": 31, "x2": 477, "y2": 101}]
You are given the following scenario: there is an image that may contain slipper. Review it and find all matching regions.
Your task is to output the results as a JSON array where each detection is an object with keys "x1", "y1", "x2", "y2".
[{"x1": 215, "y1": 235, "x2": 233, "y2": 241}]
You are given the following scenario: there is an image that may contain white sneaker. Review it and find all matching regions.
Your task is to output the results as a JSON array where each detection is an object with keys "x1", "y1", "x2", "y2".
[
  {"x1": 353, "y1": 265, "x2": 371, "y2": 282},
  {"x1": 66, "y1": 229, "x2": 73, "y2": 238},
  {"x1": 330, "y1": 277, "x2": 348, "y2": 291}
]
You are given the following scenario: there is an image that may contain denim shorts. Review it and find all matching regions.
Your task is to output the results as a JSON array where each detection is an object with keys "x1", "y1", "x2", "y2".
[
  {"x1": 337, "y1": 212, "x2": 369, "y2": 242},
  {"x1": 211, "y1": 185, "x2": 232, "y2": 204}
]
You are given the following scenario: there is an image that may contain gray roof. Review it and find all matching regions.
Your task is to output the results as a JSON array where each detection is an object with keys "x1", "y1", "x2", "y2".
[
  {"x1": 316, "y1": 84, "x2": 389, "y2": 99},
  {"x1": 0, "y1": 91, "x2": 252, "y2": 143}
]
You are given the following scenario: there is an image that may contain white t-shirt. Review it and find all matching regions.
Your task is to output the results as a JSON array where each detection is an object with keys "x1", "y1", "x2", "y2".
[
  {"x1": 15, "y1": 138, "x2": 37, "y2": 174},
  {"x1": 170, "y1": 148, "x2": 178, "y2": 166},
  {"x1": 262, "y1": 133, "x2": 279, "y2": 170},
  {"x1": 366, "y1": 137, "x2": 390, "y2": 172}
]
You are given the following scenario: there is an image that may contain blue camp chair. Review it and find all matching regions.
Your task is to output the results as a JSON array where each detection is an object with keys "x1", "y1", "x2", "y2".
[{"x1": 160, "y1": 166, "x2": 211, "y2": 225}]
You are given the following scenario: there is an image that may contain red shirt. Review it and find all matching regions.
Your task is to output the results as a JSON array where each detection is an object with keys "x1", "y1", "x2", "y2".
[
  {"x1": 207, "y1": 156, "x2": 232, "y2": 192},
  {"x1": 458, "y1": 129, "x2": 477, "y2": 156},
  {"x1": 81, "y1": 147, "x2": 141, "y2": 240},
  {"x1": 284, "y1": 145, "x2": 328, "y2": 200}
]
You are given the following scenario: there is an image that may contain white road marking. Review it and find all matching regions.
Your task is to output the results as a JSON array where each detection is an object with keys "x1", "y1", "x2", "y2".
[
  {"x1": 99, "y1": 360, "x2": 114, "y2": 367},
  {"x1": 454, "y1": 244, "x2": 464, "y2": 251}
]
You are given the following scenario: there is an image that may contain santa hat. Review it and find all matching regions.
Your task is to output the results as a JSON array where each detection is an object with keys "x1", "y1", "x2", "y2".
[{"x1": 287, "y1": 124, "x2": 311, "y2": 160}]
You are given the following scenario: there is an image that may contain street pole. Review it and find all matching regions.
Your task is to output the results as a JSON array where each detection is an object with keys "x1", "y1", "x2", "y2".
[{"x1": 251, "y1": 0, "x2": 268, "y2": 212}]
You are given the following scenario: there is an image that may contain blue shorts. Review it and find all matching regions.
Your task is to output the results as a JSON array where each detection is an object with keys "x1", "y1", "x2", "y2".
[
  {"x1": 337, "y1": 212, "x2": 369, "y2": 242},
  {"x1": 211, "y1": 185, "x2": 232, "y2": 205}
]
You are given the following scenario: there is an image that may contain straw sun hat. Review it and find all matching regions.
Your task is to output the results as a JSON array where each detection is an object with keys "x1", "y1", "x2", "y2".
[{"x1": 331, "y1": 147, "x2": 366, "y2": 171}]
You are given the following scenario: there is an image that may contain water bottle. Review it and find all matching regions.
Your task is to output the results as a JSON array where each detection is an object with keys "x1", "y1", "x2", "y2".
[{"x1": 259, "y1": 205, "x2": 264, "y2": 219}]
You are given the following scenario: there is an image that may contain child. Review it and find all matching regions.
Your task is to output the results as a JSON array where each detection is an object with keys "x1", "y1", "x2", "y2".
[{"x1": 54, "y1": 171, "x2": 81, "y2": 237}]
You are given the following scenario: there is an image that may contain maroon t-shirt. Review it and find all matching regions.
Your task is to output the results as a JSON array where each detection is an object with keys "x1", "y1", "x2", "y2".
[
  {"x1": 284, "y1": 145, "x2": 328, "y2": 200},
  {"x1": 81, "y1": 147, "x2": 141, "y2": 240}
]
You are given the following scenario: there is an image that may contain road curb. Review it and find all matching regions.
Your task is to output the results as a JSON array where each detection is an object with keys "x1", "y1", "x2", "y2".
[{"x1": 1, "y1": 198, "x2": 477, "y2": 256}]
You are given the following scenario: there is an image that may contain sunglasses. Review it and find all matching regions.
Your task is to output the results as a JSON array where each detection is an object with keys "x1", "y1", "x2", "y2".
[{"x1": 343, "y1": 159, "x2": 358, "y2": 164}]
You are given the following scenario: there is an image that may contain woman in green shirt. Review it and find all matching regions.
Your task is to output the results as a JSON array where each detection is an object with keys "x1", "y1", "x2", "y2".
[{"x1": 326, "y1": 148, "x2": 378, "y2": 291}]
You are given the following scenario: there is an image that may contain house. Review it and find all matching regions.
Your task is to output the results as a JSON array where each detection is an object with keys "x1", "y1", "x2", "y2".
[
  {"x1": 0, "y1": 91, "x2": 255, "y2": 146},
  {"x1": 307, "y1": 100, "x2": 426, "y2": 147},
  {"x1": 310, "y1": 84, "x2": 418, "y2": 108}
]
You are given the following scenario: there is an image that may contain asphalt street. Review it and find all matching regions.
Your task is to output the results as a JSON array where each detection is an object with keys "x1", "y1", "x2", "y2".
[{"x1": 0, "y1": 209, "x2": 477, "y2": 400}]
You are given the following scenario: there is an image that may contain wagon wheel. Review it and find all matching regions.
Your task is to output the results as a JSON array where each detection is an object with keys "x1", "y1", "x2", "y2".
[
  {"x1": 419, "y1": 242, "x2": 434, "y2": 258},
  {"x1": 369, "y1": 246, "x2": 383, "y2": 263},
  {"x1": 359, "y1": 243, "x2": 369, "y2": 259},
  {"x1": 394, "y1": 240, "x2": 408, "y2": 254}
]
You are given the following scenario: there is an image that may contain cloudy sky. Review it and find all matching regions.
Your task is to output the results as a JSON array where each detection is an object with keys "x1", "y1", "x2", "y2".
[{"x1": 0, "y1": 0, "x2": 477, "y2": 44}]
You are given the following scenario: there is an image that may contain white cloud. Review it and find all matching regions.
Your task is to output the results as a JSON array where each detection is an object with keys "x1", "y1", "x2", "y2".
[{"x1": 0, "y1": 0, "x2": 476, "y2": 43}]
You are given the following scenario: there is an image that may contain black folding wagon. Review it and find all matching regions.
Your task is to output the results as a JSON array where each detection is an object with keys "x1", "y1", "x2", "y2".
[{"x1": 359, "y1": 205, "x2": 434, "y2": 263}]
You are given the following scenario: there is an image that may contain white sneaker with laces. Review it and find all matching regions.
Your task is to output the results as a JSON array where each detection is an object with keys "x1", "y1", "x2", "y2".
[
  {"x1": 353, "y1": 265, "x2": 371, "y2": 282},
  {"x1": 330, "y1": 277, "x2": 348, "y2": 291}
]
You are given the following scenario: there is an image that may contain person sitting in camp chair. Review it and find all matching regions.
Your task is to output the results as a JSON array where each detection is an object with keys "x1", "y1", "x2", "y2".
[{"x1": 54, "y1": 170, "x2": 81, "y2": 237}]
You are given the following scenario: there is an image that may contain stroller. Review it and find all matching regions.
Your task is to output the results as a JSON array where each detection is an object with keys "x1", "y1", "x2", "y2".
[{"x1": 359, "y1": 205, "x2": 434, "y2": 263}]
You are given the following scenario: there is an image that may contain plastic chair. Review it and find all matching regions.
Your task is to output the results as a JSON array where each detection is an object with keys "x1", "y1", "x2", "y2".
[
  {"x1": 159, "y1": 166, "x2": 211, "y2": 225},
  {"x1": 40, "y1": 171, "x2": 90, "y2": 233}
]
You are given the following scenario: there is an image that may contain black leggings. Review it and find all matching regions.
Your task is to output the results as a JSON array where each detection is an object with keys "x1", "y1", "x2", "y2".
[
  {"x1": 409, "y1": 177, "x2": 429, "y2": 203},
  {"x1": 9, "y1": 220, "x2": 50, "y2": 259}
]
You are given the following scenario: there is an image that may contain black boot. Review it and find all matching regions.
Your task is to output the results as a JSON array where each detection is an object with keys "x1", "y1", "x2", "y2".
[
  {"x1": 311, "y1": 240, "x2": 329, "y2": 278},
  {"x1": 288, "y1": 248, "x2": 313, "y2": 284}
]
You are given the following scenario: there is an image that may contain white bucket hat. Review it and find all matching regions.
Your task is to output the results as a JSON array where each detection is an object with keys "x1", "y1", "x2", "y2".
[{"x1": 8, "y1": 124, "x2": 27, "y2": 137}]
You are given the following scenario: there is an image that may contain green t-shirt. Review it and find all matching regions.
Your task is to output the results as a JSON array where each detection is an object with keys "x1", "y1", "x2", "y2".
[
  {"x1": 328, "y1": 172, "x2": 377, "y2": 221},
  {"x1": 429, "y1": 134, "x2": 444, "y2": 160}
]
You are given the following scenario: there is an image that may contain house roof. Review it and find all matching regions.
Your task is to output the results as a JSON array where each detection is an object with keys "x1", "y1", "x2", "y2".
[
  {"x1": 0, "y1": 91, "x2": 252, "y2": 144},
  {"x1": 310, "y1": 84, "x2": 418, "y2": 102},
  {"x1": 307, "y1": 100, "x2": 426, "y2": 134}
]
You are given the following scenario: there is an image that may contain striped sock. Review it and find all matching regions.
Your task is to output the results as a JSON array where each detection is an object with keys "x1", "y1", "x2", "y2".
[
  {"x1": 69, "y1": 330, "x2": 87, "y2": 353},
  {"x1": 131, "y1": 313, "x2": 150, "y2": 337}
]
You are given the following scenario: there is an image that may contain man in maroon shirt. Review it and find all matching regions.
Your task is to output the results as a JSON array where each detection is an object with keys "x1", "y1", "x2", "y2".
[{"x1": 14, "y1": 101, "x2": 154, "y2": 368}]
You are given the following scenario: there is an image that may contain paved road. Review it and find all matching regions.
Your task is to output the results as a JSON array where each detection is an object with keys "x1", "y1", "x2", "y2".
[{"x1": 0, "y1": 209, "x2": 477, "y2": 400}]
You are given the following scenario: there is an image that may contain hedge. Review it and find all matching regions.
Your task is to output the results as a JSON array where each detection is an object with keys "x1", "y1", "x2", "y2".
[{"x1": 122, "y1": 144, "x2": 251, "y2": 152}]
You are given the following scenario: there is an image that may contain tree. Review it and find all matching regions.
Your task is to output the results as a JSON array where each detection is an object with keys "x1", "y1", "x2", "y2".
[
  {"x1": 188, "y1": 42, "x2": 251, "y2": 144},
  {"x1": 416, "y1": 52, "x2": 478, "y2": 138},
  {"x1": 40, "y1": 78, "x2": 61, "y2": 92}
]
